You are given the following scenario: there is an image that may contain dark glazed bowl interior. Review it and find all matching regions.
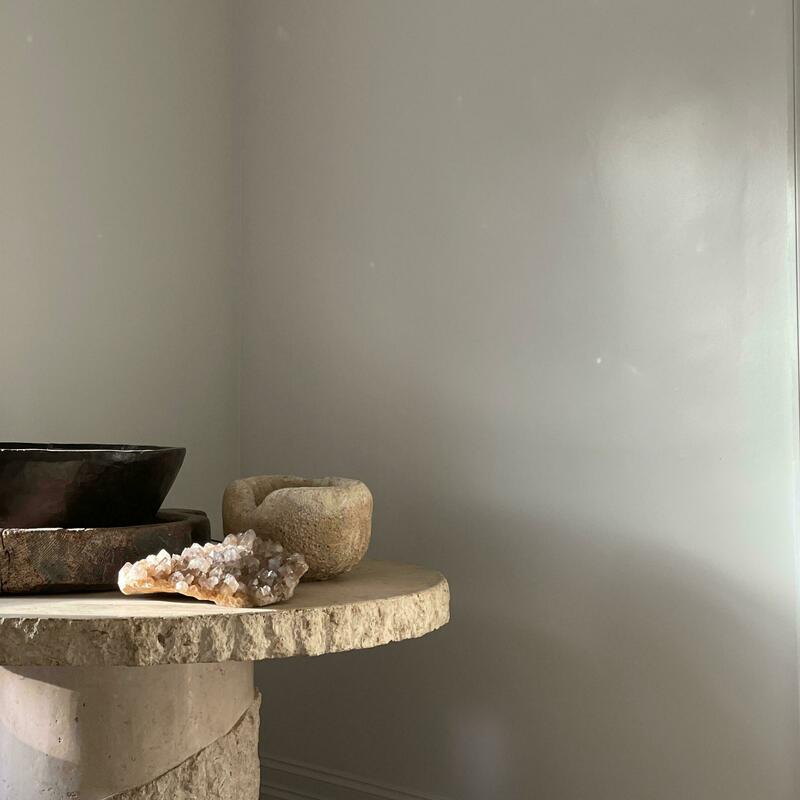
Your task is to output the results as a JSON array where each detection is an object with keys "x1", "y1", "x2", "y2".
[{"x1": 0, "y1": 443, "x2": 186, "y2": 529}]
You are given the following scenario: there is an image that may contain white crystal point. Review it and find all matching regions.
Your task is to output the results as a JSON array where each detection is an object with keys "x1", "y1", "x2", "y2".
[{"x1": 118, "y1": 530, "x2": 308, "y2": 608}]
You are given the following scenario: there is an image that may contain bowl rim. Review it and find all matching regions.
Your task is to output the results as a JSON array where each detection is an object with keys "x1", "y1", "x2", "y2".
[{"x1": 0, "y1": 443, "x2": 185, "y2": 454}]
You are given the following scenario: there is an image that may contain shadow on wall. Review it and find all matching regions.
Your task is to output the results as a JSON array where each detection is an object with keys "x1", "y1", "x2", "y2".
[{"x1": 260, "y1": 499, "x2": 798, "y2": 800}]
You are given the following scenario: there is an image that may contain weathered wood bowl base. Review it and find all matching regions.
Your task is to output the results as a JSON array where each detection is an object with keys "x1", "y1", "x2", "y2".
[{"x1": 0, "y1": 509, "x2": 210, "y2": 595}]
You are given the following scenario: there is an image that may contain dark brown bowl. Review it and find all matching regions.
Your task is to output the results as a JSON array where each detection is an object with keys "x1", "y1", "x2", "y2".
[{"x1": 0, "y1": 443, "x2": 185, "y2": 528}]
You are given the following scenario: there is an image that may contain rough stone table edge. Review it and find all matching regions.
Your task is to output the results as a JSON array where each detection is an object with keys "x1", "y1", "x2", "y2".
[{"x1": 0, "y1": 574, "x2": 450, "y2": 667}]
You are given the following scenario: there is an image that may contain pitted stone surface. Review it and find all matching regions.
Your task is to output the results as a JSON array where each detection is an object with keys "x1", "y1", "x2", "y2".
[
  {"x1": 0, "y1": 560, "x2": 449, "y2": 667},
  {"x1": 112, "y1": 691, "x2": 261, "y2": 799}
]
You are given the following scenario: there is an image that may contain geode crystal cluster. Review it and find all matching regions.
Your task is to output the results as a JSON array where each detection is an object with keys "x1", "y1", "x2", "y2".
[{"x1": 118, "y1": 530, "x2": 308, "y2": 607}]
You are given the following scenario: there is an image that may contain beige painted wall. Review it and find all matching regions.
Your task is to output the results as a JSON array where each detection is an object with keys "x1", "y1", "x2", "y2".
[
  {"x1": 238, "y1": 1, "x2": 800, "y2": 798},
  {"x1": 0, "y1": 1, "x2": 239, "y2": 527}
]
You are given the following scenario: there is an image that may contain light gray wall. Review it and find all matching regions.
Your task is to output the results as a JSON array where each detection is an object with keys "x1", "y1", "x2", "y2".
[
  {"x1": 2, "y1": 2, "x2": 799, "y2": 797},
  {"x1": 238, "y1": 2, "x2": 800, "y2": 799},
  {"x1": 0, "y1": 0, "x2": 239, "y2": 526}
]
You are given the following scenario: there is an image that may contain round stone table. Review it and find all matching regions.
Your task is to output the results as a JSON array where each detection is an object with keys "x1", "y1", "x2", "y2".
[{"x1": 0, "y1": 560, "x2": 449, "y2": 799}]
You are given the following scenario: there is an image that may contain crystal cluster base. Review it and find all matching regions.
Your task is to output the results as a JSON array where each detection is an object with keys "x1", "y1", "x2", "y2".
[{"x1": 118, "y1": 530, "x2": 307, "y2": 607}]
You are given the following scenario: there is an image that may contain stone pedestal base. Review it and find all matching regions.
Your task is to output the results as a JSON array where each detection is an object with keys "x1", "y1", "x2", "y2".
[
  {"x1": 0, "y1": 662, "x2": 259, "y2": 800},
  {"x1": 0, "y1": 561, "x2": 450, "y2": 799}
]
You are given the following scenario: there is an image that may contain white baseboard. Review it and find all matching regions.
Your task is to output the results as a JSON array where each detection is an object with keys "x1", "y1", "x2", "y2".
[{"x1": 260, "y1": 755, "x2": 448, "y2": 800}]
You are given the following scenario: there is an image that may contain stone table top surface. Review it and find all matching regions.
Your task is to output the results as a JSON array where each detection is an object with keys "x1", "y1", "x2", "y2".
[{"x1": 0, "y1": 560, "x2": 449, "y2": 667}]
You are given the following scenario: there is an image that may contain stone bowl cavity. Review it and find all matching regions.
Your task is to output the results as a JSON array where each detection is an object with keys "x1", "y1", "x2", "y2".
[
  {"x1": 0, "y1": 443, "x2": 186, "y2": 529},
  {"x1": 222, "y1": 475, "x2": 373, "y2": 580}
]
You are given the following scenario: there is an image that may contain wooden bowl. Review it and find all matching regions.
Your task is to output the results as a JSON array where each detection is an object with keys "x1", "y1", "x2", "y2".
[
  {"x1": 0, "y1": 443, "x2": 185, "y2": 528},
  {"x1": 0, "y1": 509, "x2": 209, "y2": 594}
]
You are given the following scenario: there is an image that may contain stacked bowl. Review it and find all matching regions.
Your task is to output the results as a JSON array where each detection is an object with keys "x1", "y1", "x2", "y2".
[{"x1": 0, "y1": 443, "x2": 207, "y2": 594}]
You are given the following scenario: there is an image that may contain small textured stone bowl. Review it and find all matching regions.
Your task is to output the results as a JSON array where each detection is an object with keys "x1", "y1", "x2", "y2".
[
  {"x1": 222, "y1": 475, "x2": 373, "y2": 580},
  {"x1": 0, "y1": 443, "x2": 185, "y2": 529}
]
